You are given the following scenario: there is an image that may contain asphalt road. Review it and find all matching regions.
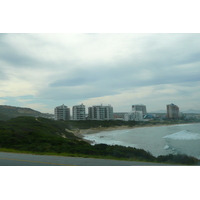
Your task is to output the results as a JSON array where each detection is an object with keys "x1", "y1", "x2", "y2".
[{"x1": 0, "y1": 152, "x2": 178, "y2": 166}]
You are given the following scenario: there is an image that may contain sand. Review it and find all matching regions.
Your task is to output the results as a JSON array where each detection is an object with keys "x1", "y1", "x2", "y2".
[
  {"x1": 73, "y1": 124, "x2": 161, "y2": 138},
  {"x1": 71, "y1": 122, "x2": 198, "y2": 143}
]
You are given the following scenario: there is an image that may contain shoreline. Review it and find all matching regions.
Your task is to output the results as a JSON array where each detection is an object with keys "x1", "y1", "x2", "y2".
[{"x1": 72, "y1": 122, "x2": 200, "y2": 141}]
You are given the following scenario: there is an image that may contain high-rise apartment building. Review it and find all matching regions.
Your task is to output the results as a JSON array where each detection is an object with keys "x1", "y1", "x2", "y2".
[
  {"x1": 54, "y1": 104, "x2": 70, "y2": 120},
  {"x1": 88, "y1": 104, "x2": 113, "y2": 120},
  {"x1": 167, "y1": 103, "x2": 179, "y2": 118},
  {"x1": 132, "y1": 104, "x2": 147, "y2": 115},
  {"x1": 72, "y1": 104, "x2": 86, "y2": 120}
]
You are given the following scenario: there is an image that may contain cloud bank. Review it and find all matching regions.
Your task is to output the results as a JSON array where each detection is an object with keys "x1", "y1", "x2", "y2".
[{"x1": 0, "y1": 33, "x2": 200, "y2": 113}]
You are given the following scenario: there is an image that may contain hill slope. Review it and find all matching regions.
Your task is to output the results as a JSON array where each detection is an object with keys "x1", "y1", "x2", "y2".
[
  {"x1": 0, "y1": 116, "x2": 87, "y2": 152},
  {"x1": 0, "y1": 105, "x2": 53, "y2": 121}
]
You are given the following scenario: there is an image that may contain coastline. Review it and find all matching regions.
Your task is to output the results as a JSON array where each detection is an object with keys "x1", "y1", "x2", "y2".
[{"x1": 72, "y1": 122, "x2": 200, "y2": 141}]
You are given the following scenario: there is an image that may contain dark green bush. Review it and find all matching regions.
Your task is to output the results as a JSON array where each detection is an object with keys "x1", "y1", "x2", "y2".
[{"x1": 156, "y1": 154, "x2": 198, "y2": 165}]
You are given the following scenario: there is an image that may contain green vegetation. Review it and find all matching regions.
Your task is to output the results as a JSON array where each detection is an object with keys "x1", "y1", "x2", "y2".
[
  {"x1": 0, "y1": 116, "x2": 199, "y2": 165},
  {"x1": 63, "y1": 119, "x2": 142, "y2": 129},
  {"x1": 147, "y1": 118, "x2": 200, "y2": 125},
  {"x1": 53, "y1": 118, "x2": 200, "y2": 130}
]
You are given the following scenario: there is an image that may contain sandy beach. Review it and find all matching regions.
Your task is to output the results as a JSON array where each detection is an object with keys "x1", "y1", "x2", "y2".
[
  {"x1": 72, "y1": 122, "x2": 199, "y2": 140},
  {"x1": 73, "y1": 124, "x2": 169, "y2": 138},
  {"x1": 71, "y1": 126, "x2": 132, "y2": 143}
]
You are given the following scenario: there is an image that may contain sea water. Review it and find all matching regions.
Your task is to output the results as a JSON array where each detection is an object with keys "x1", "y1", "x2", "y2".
[{"x1": 83, "y1": 123, "x2": 200, "y2": 159}]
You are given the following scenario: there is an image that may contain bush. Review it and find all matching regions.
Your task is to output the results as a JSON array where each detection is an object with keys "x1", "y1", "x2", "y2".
[{"x1": 156, "y1": 154, "x2": 199, "y2": 165}]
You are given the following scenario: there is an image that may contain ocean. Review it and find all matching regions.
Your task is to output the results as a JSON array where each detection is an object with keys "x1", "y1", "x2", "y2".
[{"x1": 83, "y1": 123, "x2": 200, "y2": 159}]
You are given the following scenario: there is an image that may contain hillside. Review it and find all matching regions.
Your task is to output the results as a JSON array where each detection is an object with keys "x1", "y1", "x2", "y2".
[
  {"x1": 0, "y1": 116, "x2": 88, "y2": 152},
  {"x1": 0, "y1": 116, "x2": 199, "y2": 165},
  {"x1": 0, "y1": 105, "x2": 53, "y2": 121},
  {"x1": 0, "y1": 117, "x2": 154, "y2": 160}
]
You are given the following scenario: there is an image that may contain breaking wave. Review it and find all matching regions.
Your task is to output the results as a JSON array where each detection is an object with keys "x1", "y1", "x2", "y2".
[{"x1": 163, "y1": 130, "x2": 200, "y2": 140}]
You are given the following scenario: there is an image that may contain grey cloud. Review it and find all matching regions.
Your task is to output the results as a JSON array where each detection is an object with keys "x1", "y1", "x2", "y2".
[
  {"x1": 0, "y1": 37, "x2": 40, "y2": 67},
  {"x1": 130, "y1": 33, "x2": 200, "y2": 67},
  {"x1": 1, "y1": 33, "x2": 200, "y2": 111},
  {"x1": 50, "y1": 77, "x2": 91, "y2": 87},
  {"x1": 0, "y1": 63, "x2": 9, "y2": 80},
  {"x1": 0, "y1": 34, "x2": 69, "y2": 69},
  {"x1": 0, "y1": 69, "x2": 7, "y2": 80},
  {"x1": 0, "y1": 51, "x2": 39, "y2": 67},
  {"x1": 49, "y1": 67, "x2": 98, "y2": 87},
  {"x1": 39, "y1": 84, "x2": 119, "y2": 101},
  {"x1": 46, "y1": 54, "x2": 200, "y2": 101},
  {"x1": 179, "y1": 52, "x2": 200, "y2": 66}
]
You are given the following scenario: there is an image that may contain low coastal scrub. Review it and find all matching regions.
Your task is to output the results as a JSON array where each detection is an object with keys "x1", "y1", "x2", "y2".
[
  {"x1": 156, "y1": 154, "x2": 198, "y2": 165},
  {"x1": 0, "y1": 116, "x2": 199, "y2": 165},
  {"x1": 65, "y1": 119, "x2": 141, "y2": 129},
  {"x1": 59, "y1": 119, "x2": 200, "y2": 130}
]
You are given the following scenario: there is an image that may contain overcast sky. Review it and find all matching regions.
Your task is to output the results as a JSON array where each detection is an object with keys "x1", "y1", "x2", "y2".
[{"x1": 0, "y1": 33, "x2": 200, "y2": 113}]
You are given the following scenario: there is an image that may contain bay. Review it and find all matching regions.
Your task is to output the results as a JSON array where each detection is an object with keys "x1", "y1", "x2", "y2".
[{"x1": 83, "y1": 123, "x2": 200, "y2": 159}]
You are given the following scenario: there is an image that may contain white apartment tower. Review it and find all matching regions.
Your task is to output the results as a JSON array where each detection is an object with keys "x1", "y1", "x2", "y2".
[
  {"x1": 72, "y1": 104, "x2": 86, "y2": 120},
  {"x1": 88, "y1": 105, "x2": 113, "y2": 120},
  {"x1": 54, "y1": 104, "x2": 70, "y2": 120},
  {"x1": 132, "y1": 104, "x2": 147, "y2": 115}
]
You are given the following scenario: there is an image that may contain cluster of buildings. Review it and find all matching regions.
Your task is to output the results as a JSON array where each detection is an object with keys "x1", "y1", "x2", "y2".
[
  {"x1": 54, "y1": 103, "x2": 180, "y2": 121},
  {"x1": 124, "y1": 104, "x2": 147, "y2": 121},
  {"x1": 54, "y1": 104, "x2": 113, "y2": 121}
]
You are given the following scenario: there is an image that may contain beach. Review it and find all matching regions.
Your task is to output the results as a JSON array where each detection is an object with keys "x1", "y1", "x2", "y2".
[
  {"x1": 73, "y1": 123, "x2": 194, "y2": 138},
  {"x1": 77, "y1": 123, "x2": 200, "y2": 159}
]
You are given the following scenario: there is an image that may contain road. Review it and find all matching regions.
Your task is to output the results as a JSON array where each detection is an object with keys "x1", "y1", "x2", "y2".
[{"x1": 0, "y1": 152, "x2": 178, "y2": 166}]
